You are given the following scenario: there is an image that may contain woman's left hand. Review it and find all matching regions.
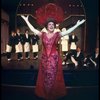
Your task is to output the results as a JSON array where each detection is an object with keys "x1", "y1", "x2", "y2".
[{"x1": 76, "y1": 19, "x2": 86, "y2": 26}]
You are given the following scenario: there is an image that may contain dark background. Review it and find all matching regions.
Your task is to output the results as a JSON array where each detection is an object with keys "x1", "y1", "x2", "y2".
[{"x1": 1, "y1": 0, "x2": 99, "y2": 52}]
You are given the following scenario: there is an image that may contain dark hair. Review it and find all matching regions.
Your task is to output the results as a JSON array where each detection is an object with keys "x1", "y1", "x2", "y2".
[
  {"x1": 25, "y1": 29, "x2": 29, "y2": 33},
  {"x1": 44, "y1": 18, "x2": 56, "y2": 29},
  {"x1": 11, "y1": 30, "x2": 15, "y2": 33},
  {"x1": 16, "y1": 28, "x2": 20, "y2": 31}
]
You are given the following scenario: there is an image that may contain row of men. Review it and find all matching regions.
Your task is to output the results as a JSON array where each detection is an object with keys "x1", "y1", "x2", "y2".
[
  {"x1": 6, "y1": 27, "x2": 78, "y2": 61},
  {"x1": 62, "y1": 47, "x2": 99, "y2": 69},
  {"x1": 6, "y1": 28, "x2": 99, "y2": 69},
  {"x1": 6, "y1": 28, "x2": 39, "y2": 61}
]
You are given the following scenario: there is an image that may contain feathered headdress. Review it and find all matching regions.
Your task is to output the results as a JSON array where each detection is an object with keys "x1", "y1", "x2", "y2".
[{"x1": 36, "y1": 3, "x2": 64, "y2": 26}]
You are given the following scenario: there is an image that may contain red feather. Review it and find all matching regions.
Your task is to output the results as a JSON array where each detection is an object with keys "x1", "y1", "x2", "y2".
[{"x1": 36, "y1": 3, "x2": 64, "y2": 25}]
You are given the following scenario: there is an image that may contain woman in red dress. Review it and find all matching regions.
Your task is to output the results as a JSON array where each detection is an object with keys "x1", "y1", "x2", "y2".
[{"x1": 21, "y1": 14, "x2": 85, "y2": 100}]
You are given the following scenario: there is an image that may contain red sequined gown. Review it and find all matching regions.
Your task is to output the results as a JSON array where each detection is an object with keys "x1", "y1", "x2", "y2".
[{"x1": 35, "y1": 32, "x2": 66, "y2": 100}]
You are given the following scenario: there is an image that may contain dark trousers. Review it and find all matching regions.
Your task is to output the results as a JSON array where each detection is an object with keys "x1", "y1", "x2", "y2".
[
  {"x1": 25, "y1": 52, "x2": 29, "y2": 58},
  {"x1": 17, "y1": 53, "x2": 22, "y2": 59},
  {"x1": 7, "y1": 52, "x2": 11, "y2": 59},
  {"x1": 33, "y1": 52, "x2": 38, "y2": 58}
]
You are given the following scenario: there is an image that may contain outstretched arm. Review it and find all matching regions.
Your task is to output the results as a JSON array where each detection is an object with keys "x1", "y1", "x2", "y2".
[
  {"x1": 21, "y1": 15, "x2": 41, "y2": 36},
  {"x1": 60, "y1": 19, "x2": 86, "y2": 36}
]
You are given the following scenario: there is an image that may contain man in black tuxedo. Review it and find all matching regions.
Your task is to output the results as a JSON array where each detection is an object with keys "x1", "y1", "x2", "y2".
[
  {"x1": 69, "y1": 32, "x2": 78, "y2": 56},
  {"x1": 23, "y1": 29, "x2": 31, "y2": 59},
  {"x1": 71, "y1": 46, "x2": 84, "y2": 69},
  {"x1": 15, "y1": 28, "x2": 24, "y2": 60},
  {"x1": 83, "y1": 48, "x2": 99, "y2": 69},
  {"x1": 31, "y1": 34, "x2": 39, "y2": 59},
  {"x1": 6, "y1": 30, "x2": 16, "y2": 61}
]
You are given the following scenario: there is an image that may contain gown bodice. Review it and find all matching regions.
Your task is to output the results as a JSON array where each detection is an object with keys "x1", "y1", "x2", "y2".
[{"x1": 41, "y1": 32, "x2": 60, "y2": 57}]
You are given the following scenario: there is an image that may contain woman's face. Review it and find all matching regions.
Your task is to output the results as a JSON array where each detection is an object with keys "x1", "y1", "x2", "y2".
[{"x1": 47, "y1": 22, "x2": 55, "y2": 32}]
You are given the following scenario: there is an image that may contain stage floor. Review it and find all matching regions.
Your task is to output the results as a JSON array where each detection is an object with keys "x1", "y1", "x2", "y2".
[
  {"x1": 1, "y1": 53, "x2": 73, "y2": 70},
  {"x1": 1, "y1": 53, "x2": 98, "y2": 70},
  {"x1": 1, "y1": 84, "x2": 98, "y2": 100},
  {"x1": 1, "y1": 53, "x2": 40, "y2": 69}
]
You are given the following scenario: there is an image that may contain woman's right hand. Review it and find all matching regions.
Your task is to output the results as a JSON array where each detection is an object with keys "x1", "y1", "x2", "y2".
[
  {"x1": 20, "y1": 15, "x2": 41, "y2": 35},
  {"x1": 21, "y1": 15, "x2": 29, "y2": 21}
]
